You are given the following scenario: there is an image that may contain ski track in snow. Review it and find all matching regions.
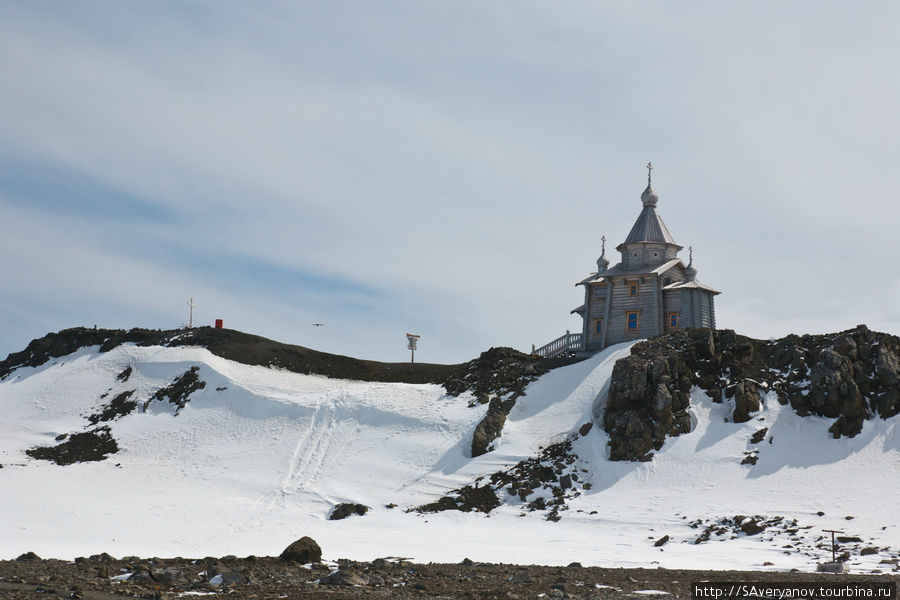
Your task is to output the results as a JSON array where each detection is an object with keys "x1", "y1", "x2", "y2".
[{"x1": 1, "y1": 342, "x2": 898, "y2": 572}]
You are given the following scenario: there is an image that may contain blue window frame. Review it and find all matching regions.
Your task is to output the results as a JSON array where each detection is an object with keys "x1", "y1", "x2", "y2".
[
  {"x1": 627, "y1": 312, "x2": 639, "y2": 330},
  {"x1": 595, "y1": 318, "x2": 603, "y2": 333},
  {"x1": 629, "y1": 283, "x2": 638, "y2": 296},
  {"x1": 669, "y1": 312, "x2": 679, "y2": 328}
]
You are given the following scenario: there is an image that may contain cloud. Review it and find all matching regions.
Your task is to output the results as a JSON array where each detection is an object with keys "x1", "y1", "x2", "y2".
[{"x1": 1, "y1": 2, "x2": 899, "y2": 363}]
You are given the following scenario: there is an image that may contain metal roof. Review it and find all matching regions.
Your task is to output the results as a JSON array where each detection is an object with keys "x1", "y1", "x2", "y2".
[
  {"x1": 575, "y1": 273, "x2": 604, "y2": 286},
  {"x1": 621, "y1": 205, "x2": 678, "y2": 246},
  {"x1": 570, "y1": 304, "x2": 585, "y2": 315},
  {"x1": 597, "y1": 258, "x2": 682, "y2": 279},
  {"x1": 662, "y1": 279, "x2": 721, "y2": 295}
]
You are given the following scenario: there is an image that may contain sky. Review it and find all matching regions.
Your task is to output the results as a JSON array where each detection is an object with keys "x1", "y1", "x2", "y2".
[{"x1": 2, "y1": 1, "x2": 900, "y2": 364}]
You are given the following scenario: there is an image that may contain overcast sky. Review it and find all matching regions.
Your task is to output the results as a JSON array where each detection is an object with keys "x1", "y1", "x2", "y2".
[{"x1": 2, "y1": 1, "x2": 900, "y2": 364}]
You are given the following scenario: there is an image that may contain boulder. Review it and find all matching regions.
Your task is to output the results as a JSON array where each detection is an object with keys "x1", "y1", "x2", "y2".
[{"x1": 280, "y1": 536, "x2": 322, "y2": 564}]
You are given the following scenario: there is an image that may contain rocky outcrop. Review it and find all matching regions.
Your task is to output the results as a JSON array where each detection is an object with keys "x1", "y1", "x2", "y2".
[
  {"x1": 329, "y1": 503, "x2": 369, "y2": 520},
  {"x1": 471, "y1": 395, "x2": 518, "y2": 457},
  {"x1": 444, "y1": 347, "x2": 583, "y2": 457},
  {"x1": 604, "y1": 355, "x2": 692, "y2": 461},
  {"x1": 605, "y1": 325, "x2": 900, "y2": 460},
  {"x1": 25, "y1": 426, "x2": 118, "y2": 465},
  {"x1": 145, "y1": 366, "x2": 206, "y2": 414}
]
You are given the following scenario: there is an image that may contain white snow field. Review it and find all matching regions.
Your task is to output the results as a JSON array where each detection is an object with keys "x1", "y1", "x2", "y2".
[{"x1": 1, "y1": 342, "x2": 898, "y2": 572}]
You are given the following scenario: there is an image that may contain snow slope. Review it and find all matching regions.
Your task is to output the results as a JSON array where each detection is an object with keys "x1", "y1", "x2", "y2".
[{"x1": 1, "y1": 342, "x2": 898, "y2": 571}]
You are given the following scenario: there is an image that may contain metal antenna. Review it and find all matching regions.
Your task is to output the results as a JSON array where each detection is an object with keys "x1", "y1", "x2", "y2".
[{"x1": 187, "y1": 298, "x2": 196, "y2": 328}]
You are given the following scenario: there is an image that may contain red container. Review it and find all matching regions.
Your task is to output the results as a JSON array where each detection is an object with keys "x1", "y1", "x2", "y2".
[{"x1": 215, "y1": 319, "x2": 223, "y2": 329}]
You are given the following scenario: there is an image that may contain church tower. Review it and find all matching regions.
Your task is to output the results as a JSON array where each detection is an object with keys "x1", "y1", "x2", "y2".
[{"x1": 571, "y1": 165, "x2": 720, "y2": 353}]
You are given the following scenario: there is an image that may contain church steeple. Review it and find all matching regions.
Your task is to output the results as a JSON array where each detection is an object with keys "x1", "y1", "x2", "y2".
[{"x1": 619, "y1": 163, "x2": 679, "y2": 248}]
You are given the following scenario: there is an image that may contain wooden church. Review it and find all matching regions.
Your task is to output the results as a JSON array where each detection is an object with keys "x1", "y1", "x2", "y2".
[{"x1": 535, "y1": 165, "x2": 720, "y2": 357}]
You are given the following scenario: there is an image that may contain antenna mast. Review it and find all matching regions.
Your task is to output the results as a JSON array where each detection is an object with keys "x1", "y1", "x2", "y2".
[{"x1": 187, "y1": 298, "x2": 196, "y2": 328}]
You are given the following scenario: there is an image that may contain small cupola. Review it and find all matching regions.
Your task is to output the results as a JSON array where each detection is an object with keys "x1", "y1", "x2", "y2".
[
  {"x1": 685, "y1": 246, "x2": 698, "y2": 281},
  {"x1": 596, "y1": 235, "x2": 609, "y2": 273}
]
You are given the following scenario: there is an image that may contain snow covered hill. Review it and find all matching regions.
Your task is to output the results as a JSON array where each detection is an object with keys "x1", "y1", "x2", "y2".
[{"x1": 1, "y1": 339, "x2": 898, "y2": 572}]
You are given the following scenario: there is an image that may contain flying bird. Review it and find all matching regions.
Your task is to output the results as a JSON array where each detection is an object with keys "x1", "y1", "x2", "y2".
[{"x1": 312, "y1": 323, "x2": 325, "y2": 327}]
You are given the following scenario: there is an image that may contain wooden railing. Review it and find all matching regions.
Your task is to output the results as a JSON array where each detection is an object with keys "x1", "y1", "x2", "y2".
[{"x1": 533, "y1": 330, "x2": 583, "y2": 358}]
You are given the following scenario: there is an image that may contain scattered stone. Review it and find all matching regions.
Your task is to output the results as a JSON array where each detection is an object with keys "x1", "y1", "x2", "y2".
[
  {"x1": 836, "y1": 536, "x2": 863, "y2": 543},
  {"x1": 320, "y1": 569, "x2": 367, "y2": 586},
  {"x1": 280, "y1": 536, "x2": 322, "y2": 564},
  {"x1": 460, "y1": 558, "x2": 474, "y2": 566},
  {"x1": 654, "y1": 535, "x2": 670, "y2": 547},
  {"x1": 567, "y1": 562, "x2": 582, "y2": 568},
  {"x1": 860, "y1": 547, "x2": 879, "y2": 556}
]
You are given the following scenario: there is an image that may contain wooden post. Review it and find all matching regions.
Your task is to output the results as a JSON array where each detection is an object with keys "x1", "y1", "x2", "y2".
[{"x1": 823, "y1": 529, "x2": 843, "y2": 563}]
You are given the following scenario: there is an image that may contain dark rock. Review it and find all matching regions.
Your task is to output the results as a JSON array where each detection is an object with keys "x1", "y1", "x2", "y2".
[
  {"x1": 87, "y1": 391, "x2": 137, "y2": 425},
  {"x1": 26, "y1": 427, "x2": 118, "y2": 465},
  {"x1": 88, "y1": 553, "x2": 115, "y2": 563},
  {"x1": 471, "y1": 395, "x2": 517, "y2": 457},
  {"x1": 836, "y1": 536, "x2": 863, "y2": 543},
  {"x1": 146, "y1": 366, "x2": 206, "y2": 414},
  {"x1": 750, "y1": 427, "x2": 768, "y2": 444},
  {"x1": 116, "y1": 366, "x2": 133, "y2": 382},
  {"x1": 578, "y1": 422, "x2": 593, "y2": 437},
  {"x1": 740, "y1": 519, "x2": 765, "y2": 535},
  {"x1": 733, "y1": 380, "x2": 760, "y2": 423},
  {"x1": 329, "y1": 503, "x2": 369, "y2": 520},
  {"x1": 860, "y1": 547, "x2": 879, "y2": 556},
  {"x1": 654, "y1": 535, "x2": 670, "y2": 547},
  {"x1": 460, "y1": 558, "x2": 474, "y2": 566},
  {"x1": 16, "y1": 551, "x2": 40, "y2": 561},
  {"x1": 280, "y1": 536, "x2": 322, "y2": 564}
]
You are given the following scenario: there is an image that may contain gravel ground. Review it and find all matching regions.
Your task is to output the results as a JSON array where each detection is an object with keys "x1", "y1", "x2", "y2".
[{"x1": 1, "y1": 555, "x2": 896, "y2": 600}]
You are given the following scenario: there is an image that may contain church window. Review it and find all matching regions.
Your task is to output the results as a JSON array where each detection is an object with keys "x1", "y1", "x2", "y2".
[
  {"x1": 595, "y1": 318, "x2": 603, "y2": 333},
  {"x1": 668, "y1": 312, "x2": 679, "y2": 329},
  {"x1": 627, "y1": 311, "x2": 639, "y2": 330},
  {"x1": 628, "y1": 281, "x2": 639, "y2": 296}
]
